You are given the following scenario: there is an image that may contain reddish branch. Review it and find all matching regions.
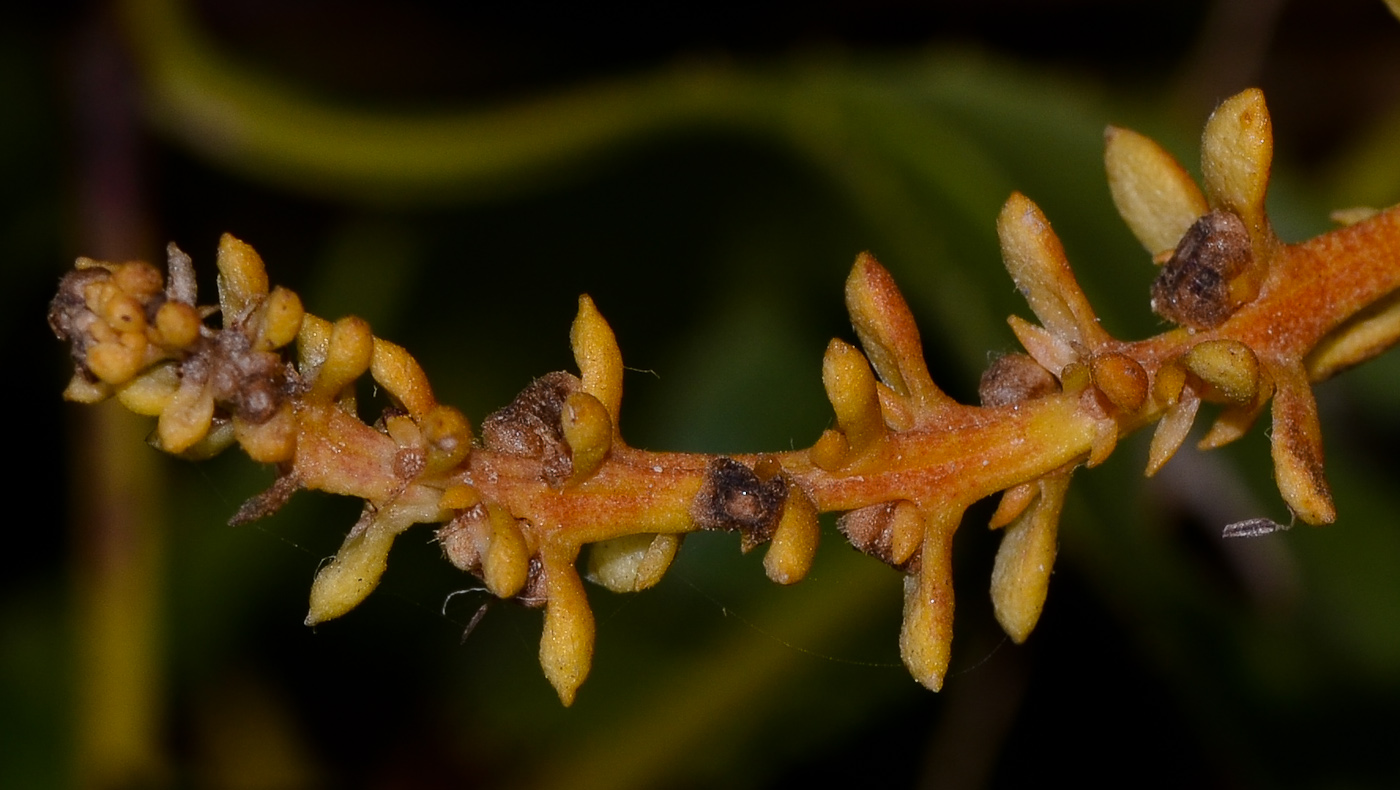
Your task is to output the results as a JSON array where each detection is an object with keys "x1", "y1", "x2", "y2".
[{"x1": 51, "y1": 89, "x2": 1400, "y2": 704}]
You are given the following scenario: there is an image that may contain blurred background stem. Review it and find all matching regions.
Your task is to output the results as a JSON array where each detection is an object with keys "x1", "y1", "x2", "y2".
[{"x1": 71, "y1": 7, "x2": 167, "y2": 788}]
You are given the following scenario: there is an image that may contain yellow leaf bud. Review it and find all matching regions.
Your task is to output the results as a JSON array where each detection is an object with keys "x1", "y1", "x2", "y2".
[
  {"x1": 808, "y1": 429, "x2": 850, "y2": 472},
  {"x1": 306, "y1": 522, "x2": 397, "y2": 626},
  {"x1": 1058, "y1": 360, "x2": 1092, "y2": 394},
  {"x1": 763, "y1": 486, "x2": 819, "y2": 585},
  {"x1": 86, "y1": 340, "x2": 143, "y2": 385},
  {"x1": 989, "y1": 482, "x2": 1037, "y2": 529},
  {"x1": 62, "y1": 372, "x2": 111, "y2": 404},
  {"x1": 1087, "y1": 419, "x2": 1118, "y2": 467},
  {"x1": 101, "y1": 292, "x2": 146, "y2": 335},
  {"x1": 561, "y1": 391, "x2": 612, "y2": 485},
  {"x1": 421, "y1": 405, "x2": 472, "y2": 474},
  {"x1": 371, "y1": 338, "x2": 435, "y2": 417},
  {"x1": 991, "y1": 473, "x2": 1069, "y2": 643},
  {"x1": 846, "y1": 253, "x2": 948, "y2": 410},
  {"x1": 1152, "y1": 360, "x2": 1187, "y2": 407},
  {"x1": 538, "y1": 551, "x2": 595, "y2": 706},
  {"x1": 1008, "y1": 315, "x2": 1077, "y2": 376},
  {"x1": 837, "y1": 499, "x2": 922, "y2": 568},
  {"x1": 156, "y1": 375, "x2": 215, "y2": 453},
  {"x1": 235, "y1": 404, "x2": 297, "y2": 464},
  {"x1": 570, "y1": 295, "x2": 624, "y2": 429},
  {"x1": 296, "y1": 314, "x2": 332, "y2": 371},
  {"x1": 1090, "y1": 352, "x2": 1148, "y2": 413},
  {"x1": 822, "y1": 339, "x2": 885, "y2": 457},
  {"x1": 438, "y1": 484, "x2": 481, "y2": 511},
  {"x1": 899, "y1": 509, "x2": 958, "y2": 692},
  {"x1": 482, "y1": 504, "x2": 530, "y2": 599},
  {"x1": 586, "y1": 533, "x2": 681, "y2": 593},
  {"x1": 1146, "y1": 387, "x2": 1201, "y2": 477},
  {"x1": 153, "y1": 301, "x2": 201, "y2": 349},
  {"x1": 309, "y1": 316, "x2": 373, "y2": 401},
  {"x1": 383, "y1": 413, "x2": 421, "y2": 447},
  {"x1": 1182, "y1": 339, "x2": 1260, "y2": 404},
  {"x1": 258, "y1": 286, "x2": 304, "y2": 351},
  {"x1": 998, "y1": 192, "x2": 1108, "y2": 349},
  {"x1": 111, "y1": 261, "x2": 164, "y2": 297},
  {"x1": 216, "y1": 233, "x2": 270, "y2": 320},
  {"x1": 115, "y1": 363, "x2": 180, "y2": 416},
  {"x1": 1201, "y1": 88, "x2": 1273, "y2": 252}
]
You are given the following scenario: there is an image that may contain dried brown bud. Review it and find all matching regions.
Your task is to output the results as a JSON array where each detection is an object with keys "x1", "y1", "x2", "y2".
[
  {"x1": 1151, "y1": 210, "x2": 1254, "y2": 329},
  {"x1": 50, "y1": 269, "x2": 112, "y2": 366},
  {"x1": 979, "y1": 353, "x2": 1059, "y2": 408},
  {"x1": 481, "y1": 371, "x2": 580, "y2": 487},
  {"x1": 438, "y1": 507, "x2": 489, "y2": 574},
  {"x1": 691, "y1": 458, "x2": 787, "y2": 550},
  {"x1": 206, "y1": 329, "x2": 293, "y2": 425},
  {"x1": 837, "y1": 500, "x2": 922, "y2": 570}
]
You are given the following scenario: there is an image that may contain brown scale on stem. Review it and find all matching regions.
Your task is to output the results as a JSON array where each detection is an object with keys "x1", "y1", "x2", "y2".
[
  {"x1": 50, "y1": 89, "x2": 1400, "y2": 704},
  {"x1": 978, "y1": 353, "x2": 1061, "y2": 409},
  {"x1": 481, "y1": 371, "x2": 581, "y2": 489},
  {"x1": 692, "y1": 458, "x2": 789, "y2": 551},
  {"x1": 1151, "y1": 210, "x2": 1256, "y2": 329}
]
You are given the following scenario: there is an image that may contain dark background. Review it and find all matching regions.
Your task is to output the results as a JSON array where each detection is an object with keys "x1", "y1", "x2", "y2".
[{"x1": 9, "y1": 0, "x2": 1400, "y2": 787}]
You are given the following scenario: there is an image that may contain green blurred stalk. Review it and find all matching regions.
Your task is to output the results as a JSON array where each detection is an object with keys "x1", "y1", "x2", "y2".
[
  {"x1": 120, "y1": 0, "x2": 777, "y2": 204},
  {"x1": 72, "y1": 405, "x2": 167, "y2": 789},
  {"x1": 71, "y1": 9, "x2": 168, "y2": 787}
]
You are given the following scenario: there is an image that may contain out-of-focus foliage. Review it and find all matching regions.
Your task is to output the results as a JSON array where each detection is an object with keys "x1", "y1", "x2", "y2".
[{"x1": 10, "y1": 0, "x2": 1400, "y2": 787}]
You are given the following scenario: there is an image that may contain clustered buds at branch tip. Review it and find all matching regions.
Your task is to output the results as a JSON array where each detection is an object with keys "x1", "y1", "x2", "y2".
[{"x1": 50, "y1": 89, "x2": 1400, "y2": 704}]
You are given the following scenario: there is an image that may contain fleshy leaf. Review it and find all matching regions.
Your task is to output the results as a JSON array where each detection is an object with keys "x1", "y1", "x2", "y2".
[
  {"x1": 571, "y1": 295, "x2": 624, "y2": 431},
  {"x1": 1268, "y1": 362, "x2": 1336, "y2": 525},
  {"x1": 845, "y1": 253, "x2": 950, "y2": 411},
  {"x1": 370, "y1": 338, "x2": 436, "y2": 417},
  {"x1": 561, "y1": 391, "x2": 613, "y2": 484},
  {"x1": 763, "y1": 486, "x2": 820, "y2": 585},
  {"x1": 1146, "y1": 386, "x2": 1201, "y2": 477},
  {"x1": 822, "y1": 338, "x2": 886, "y2": 458},
  {"x1": 307, "y1": 317, "x2": 374, "y2": 402},
  {"x1": 989, "y1": 482, "x2": 1037, "y2": 529},
  {"x1": 991, "y1": 472, "x2": 1070, "y2": 643},
  {"x1": 1008, "y1": 315, "x2": 1076, "y2": 375},
  {"x1": 899, "y1": 506, "x2": 960, "y2": 692},
  {"x1": 1307, "y1": 289, "x2": 1400, "y2": 380},
  {"x1": 998, "y1": 192, "x2": 1108, "y2": 348},
  {"x1": 1201, "y1": 89, "x2": 1274, "y2": 253},
  {"x1": 1104, "y1": 126, "x2": 1209, "y2": 256},
  {"x1": 538, "y1": 548, "x2": 596, "y2": 706},
  {"x1": 215, "y1": 233, "x2": 270, "y2": 321},
  {"x1": 306, "y1": 513, "x2": 397, "y2": 626},
  {"x1": 156, "y1": 374, "x2": 214, "y2": 453}
]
